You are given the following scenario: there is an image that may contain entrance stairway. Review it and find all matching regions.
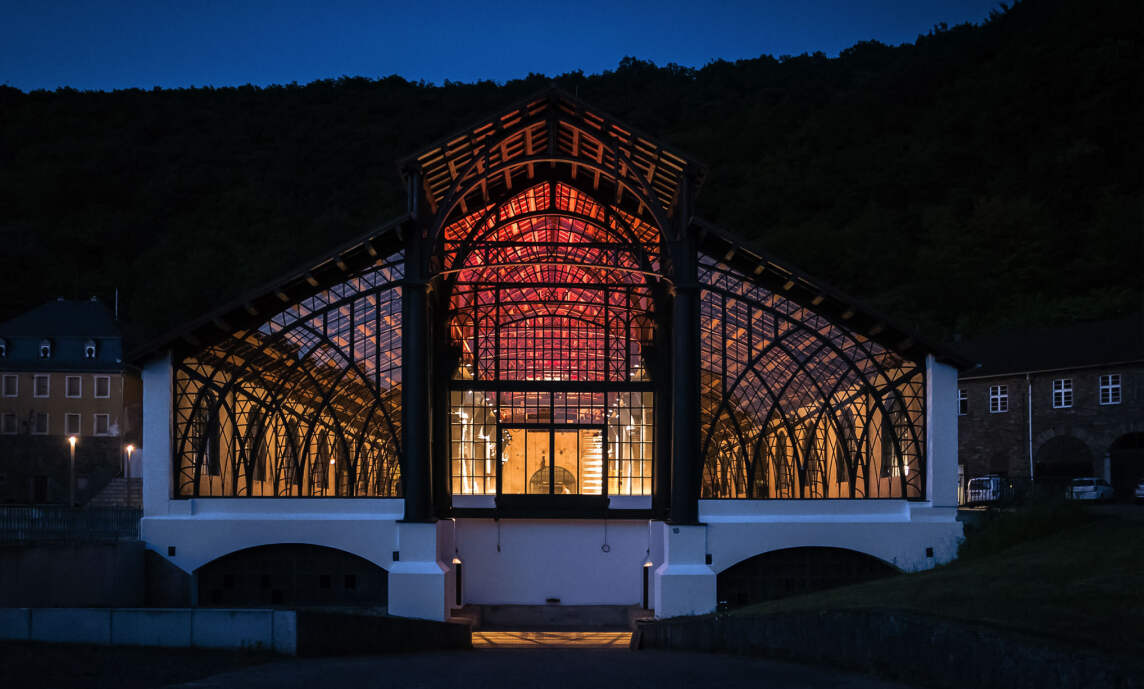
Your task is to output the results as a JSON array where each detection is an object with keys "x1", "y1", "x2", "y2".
[
  {"x1": 87, "y1": 478, "x2": 142, "y2": 509},
  {"x1": 452, "y1": 604, "x2": 650, "y2": 631},
  {"x1": 454, "y1": 604, "x2": 651, "y2": 649}
]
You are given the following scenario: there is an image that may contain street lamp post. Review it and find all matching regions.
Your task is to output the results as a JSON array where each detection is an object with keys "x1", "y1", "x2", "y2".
[
  {"x1": 125, "y1": 443, "x2": 135, "y2": 478},
  {"x1": 67, "y1": 435, "x2": 77, "y2": 508}
]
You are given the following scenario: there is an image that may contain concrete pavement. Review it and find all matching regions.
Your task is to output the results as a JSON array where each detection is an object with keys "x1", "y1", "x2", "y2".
[{"x1": 163, "y1": 646, "x2": 917, "y2": 689}]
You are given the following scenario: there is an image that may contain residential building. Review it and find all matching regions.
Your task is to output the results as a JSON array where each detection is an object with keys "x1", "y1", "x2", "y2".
[
  {"x1": 0, "y1": 297, "x2": 141, "y2": 504},
  {"x1": 957, "y1": 314, "x2": 1144, "y2": 499}
]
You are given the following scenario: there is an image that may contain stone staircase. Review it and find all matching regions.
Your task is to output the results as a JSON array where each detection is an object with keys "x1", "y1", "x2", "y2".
[
  {"x1": 87, "y1": 478, "x2": 142, "y2": 509},
  {"x1": 454, "y1": 604, "x2": 651, "y2": 631}
]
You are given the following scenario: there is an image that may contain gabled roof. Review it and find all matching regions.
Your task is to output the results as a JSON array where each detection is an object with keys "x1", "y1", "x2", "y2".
[
  {"x1": 129, "y1": 215, "x2": 410, "y2": 363},
  {"x1": 400, "y1": 87, "x2": 706, "y2": 223},
  {"x1": 131, "y1": 90, "x2": 967, "y2": 370},
  {"x1": 0, "y1": 298, "x2": 120, "y2": 338},
  {"x1": 694, "y1": 219, "x2": 971, "y2": 368},
  {"x1": 957, "y1": 314, "x2": 1144, "y2": 378}
]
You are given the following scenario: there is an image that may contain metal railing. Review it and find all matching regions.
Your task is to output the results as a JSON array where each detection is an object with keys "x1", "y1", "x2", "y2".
[{"x1": 0, "y1": 506, "x2": 141, "y2": 544}]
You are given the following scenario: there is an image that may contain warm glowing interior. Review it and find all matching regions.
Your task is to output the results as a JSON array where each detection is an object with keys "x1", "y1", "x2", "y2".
[{"x1": 446, "y1": 182, "x2": 657, "y2": 497}]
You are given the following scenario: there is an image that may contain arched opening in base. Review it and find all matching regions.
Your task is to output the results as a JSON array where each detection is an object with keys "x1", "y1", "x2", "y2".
[
  {"x1": 196, "y1": 544, "x2": 388, "y2": 607},
  {"x1": 716, "y1": 546, "x2": 898, "y2": 610}
]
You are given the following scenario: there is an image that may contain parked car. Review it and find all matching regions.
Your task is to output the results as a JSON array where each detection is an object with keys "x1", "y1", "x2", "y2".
[
  {"x1": 1065, "y1": 477, "x2": 1114, "y2": 502},
  {"x1": 1134, "y1": 479, "x2": 1144, "y2": 504},
  {"x1": 966, "y1": 475, "x2": 1014, "y2": 505}
]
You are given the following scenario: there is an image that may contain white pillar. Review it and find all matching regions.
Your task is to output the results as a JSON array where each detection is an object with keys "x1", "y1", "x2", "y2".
[
  {"x1": 387, "y1": 521, "x2": 447, "y2": 621},
  {"x1": 141, "y1": 353, "x2": 173, "y2": 517},
  {"x1": 925, "y1": 356, "x2": 960, "y2": 508},
  {"x1": 653, "y1": 522, "x2": 715, "y2": 618}
]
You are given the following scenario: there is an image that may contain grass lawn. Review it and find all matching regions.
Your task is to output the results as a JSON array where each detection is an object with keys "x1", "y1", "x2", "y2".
[{"x1": 731, "y1": 506, "x2": 1144, "y2": 656}]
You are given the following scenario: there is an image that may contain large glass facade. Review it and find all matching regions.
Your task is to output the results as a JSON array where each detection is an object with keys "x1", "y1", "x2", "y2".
[
  {"x1": 445, "y1": 182, "x2": 658, "y2": 497},
  {"x1": 166, "y1": 92, "x2": 931, "y2": 506},
  {"x1": 172, "y1": 256, "x2": 404, "y2": 497},
  {"x1": 697, "y1": 255, "x2": 926, "y2": 499}
]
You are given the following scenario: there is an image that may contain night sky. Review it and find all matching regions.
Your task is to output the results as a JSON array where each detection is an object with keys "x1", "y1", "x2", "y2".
[{"x1": 2, "y1": 1, "x2": 1003, "y2": 91}]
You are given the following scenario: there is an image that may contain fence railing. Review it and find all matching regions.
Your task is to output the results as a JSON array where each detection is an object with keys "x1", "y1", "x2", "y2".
[{"x1": 0, "y1": 506, "x2": 141, "y2": 544}]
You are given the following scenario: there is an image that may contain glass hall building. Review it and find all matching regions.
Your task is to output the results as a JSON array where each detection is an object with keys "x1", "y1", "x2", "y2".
[{"x1": 137, "y1": 90, "x2": 964, "y2": 619}]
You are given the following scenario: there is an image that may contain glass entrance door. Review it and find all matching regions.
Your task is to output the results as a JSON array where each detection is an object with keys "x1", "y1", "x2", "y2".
[{"x1": 501, "y1": 427, "x2": 604, "y2": 495}]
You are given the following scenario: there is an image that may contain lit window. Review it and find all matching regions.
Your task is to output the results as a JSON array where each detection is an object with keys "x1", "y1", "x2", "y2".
[
  {"x1": 957, "y1": 389, "x2": 968, "y2": 416},
  {"x1": 65, "y1": 375, "x2": 82, "y2": 399},
  {"x1": 989, "y1": 385, "x2": 1008, "y2": 413},
  {"x1": 84, "y1": 339, "x2": 97, "y2": 359},
  {"x1": 1, "y1": 413, "x2": 16, "y2": 435},
  {"x1": 2, "y1": 374, "x2": 16, "y2": 398},
  {"x1": 1099, "y1": 374, "x2": 1122, "y2": 405},
  {"x1": 65, "y1": 413, "x2": 81, "y2": 435},
  {"x1": 31, "y1": 412, "x2": 48, "y2": 435},
  {"x1": 39, "y1": 339, "x2": 52, "y2": 359},
  {"x1": 33, "y1": 375, "x2": 50, "y2": 398},
  {"x1": 1052, "y1": 378, "x2": 1073, "y2": 409},
  {"x1": 94, "y1": 375, "x2": 111, "y2": 399},
  {"x1": 93, "y1": 413, "x2": 110, "y2": 436}
]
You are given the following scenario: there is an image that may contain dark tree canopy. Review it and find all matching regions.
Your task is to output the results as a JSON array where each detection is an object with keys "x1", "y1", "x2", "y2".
[{"x1": 0, "y1": 0, "x2": 1139, "y2": 346}]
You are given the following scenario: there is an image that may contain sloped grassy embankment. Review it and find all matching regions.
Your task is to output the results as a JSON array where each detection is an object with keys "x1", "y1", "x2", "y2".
[{"x1": 731, "y1": 504, "x2": 1143, "y2": 656}]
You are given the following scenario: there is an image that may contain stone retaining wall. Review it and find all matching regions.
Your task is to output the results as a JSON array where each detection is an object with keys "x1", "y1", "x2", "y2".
[
  {"x1": 0, "y1": 608, "x2": 472, "y2": 656},
  {"x1": 633, "y1": 610, "x2": 1141, "y2": 689}
]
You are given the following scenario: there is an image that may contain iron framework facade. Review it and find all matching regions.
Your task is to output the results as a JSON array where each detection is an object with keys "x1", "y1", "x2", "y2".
[
  {"x1": 162, "y1": 89, "x2": 938, "y2": 514},
  {"x1": 172, "y1": 257, "x2": 404, "y2": 497},
  {"x1": 698, "y1": 255, "x2": 925, "y2": 499}
]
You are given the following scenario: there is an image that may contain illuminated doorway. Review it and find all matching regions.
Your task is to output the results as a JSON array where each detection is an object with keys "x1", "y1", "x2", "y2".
[{"x1": 500, "y1": 427, "x2": 604, "y2": 495}]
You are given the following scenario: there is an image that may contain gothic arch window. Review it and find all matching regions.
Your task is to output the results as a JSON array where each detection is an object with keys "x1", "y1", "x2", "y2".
[
  {"x1": 698, "y1": 255, "x2": 925, "y2": 500},
  {"x1": 172, "y1": 254, "x2": 404, "y2": 498}
]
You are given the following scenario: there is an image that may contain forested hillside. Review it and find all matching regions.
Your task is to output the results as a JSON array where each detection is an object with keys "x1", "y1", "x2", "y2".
[{"x1": 0, "y1": 0, "x2": 1139, "y2": 346}]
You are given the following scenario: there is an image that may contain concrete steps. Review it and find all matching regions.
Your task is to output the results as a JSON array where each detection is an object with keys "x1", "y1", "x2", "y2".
[
  {"x1": 87, "y1": 478, "x2": 142, "y2": 509},
  {"x1": 456, "y1": 604, "x2": 651, "y2": 631}
]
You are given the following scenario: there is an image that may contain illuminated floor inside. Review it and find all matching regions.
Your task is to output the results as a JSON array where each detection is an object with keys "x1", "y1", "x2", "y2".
[{"x1": 472, "y1": 631, "x2": 633, "y2": 649}]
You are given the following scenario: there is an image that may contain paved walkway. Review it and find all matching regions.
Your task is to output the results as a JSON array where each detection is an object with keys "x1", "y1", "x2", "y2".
[{"x1": 164, "y1": 643, "x2": 917, "y2": 689}]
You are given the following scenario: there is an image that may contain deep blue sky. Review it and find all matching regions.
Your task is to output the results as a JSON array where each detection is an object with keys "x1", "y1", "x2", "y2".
[{"x1": 1, "y1": 1, "x2": 1003, "y2": 92}]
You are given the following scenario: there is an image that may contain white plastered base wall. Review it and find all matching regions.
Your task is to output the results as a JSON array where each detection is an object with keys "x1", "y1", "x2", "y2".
[
  {"x1": 451, "y1": 519, "x2": 650, "y2": 606},
  {"x1": 140, "y1": 353, "x2": 964, "y2": 622}
]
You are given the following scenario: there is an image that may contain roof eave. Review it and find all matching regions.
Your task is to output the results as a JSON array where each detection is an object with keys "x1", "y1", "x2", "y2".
[
  {"x1": 692, "y1": 217, "x2": 972, "y2": 370},
  {"x1": 128, "y1": 213, "x2": 412, "y2": 364}
]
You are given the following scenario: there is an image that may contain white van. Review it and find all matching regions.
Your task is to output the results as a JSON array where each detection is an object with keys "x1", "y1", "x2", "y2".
[{"x1": 966, "y1": 475, "x2": 1013, "y2": 505}]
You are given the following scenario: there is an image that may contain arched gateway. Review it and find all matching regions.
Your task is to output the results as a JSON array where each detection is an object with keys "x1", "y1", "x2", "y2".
[{"x1": 136, "y1": 89, "x2": 965, "y2": 620}]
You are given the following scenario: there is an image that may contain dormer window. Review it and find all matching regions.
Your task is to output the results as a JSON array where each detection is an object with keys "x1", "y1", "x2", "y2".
[
  {"x1": 39, "y1": 339, "x2": 52, "y2": 359},
  {"x1": 84, "y1": 339, "x2": 97, "y2": 359}
]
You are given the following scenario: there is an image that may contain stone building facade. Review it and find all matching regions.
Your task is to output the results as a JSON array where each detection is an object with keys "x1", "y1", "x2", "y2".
[
  {"x1": 0, "y1": 298, "x2": 141, "y2": 504},
  {"x1": 957, "y1": 314, "x2": 1144, "y2": 499}
]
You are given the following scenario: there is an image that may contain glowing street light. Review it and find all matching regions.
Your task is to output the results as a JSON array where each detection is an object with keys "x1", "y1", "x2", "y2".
[
  {"x1": 67, "y1": 435, "x2": 77, "y2": 508},
  {"x1": 125, "y1": 443, "x2": 135, "y2": 477}
]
